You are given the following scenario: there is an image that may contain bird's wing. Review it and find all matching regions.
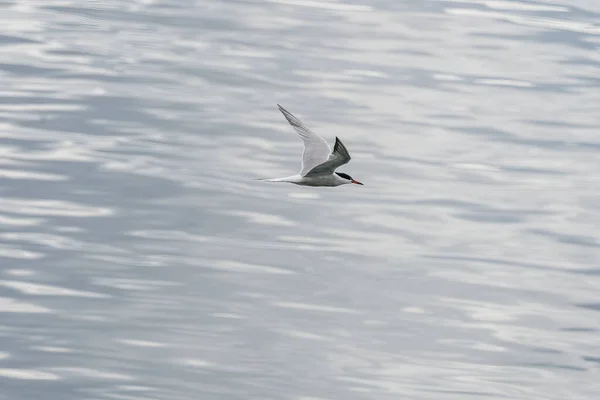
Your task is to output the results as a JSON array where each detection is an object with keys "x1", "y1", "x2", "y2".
[
  {"x1": 304, "y1": 136, "x2": 351, "y2": 177},
  {"x1": 278, "y1": 104, "x2": 331, "y2": 177}
]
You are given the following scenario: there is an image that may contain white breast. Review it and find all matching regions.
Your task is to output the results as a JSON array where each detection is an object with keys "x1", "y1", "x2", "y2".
[{"x1": 295, "y1": 174, "x2": 348, "y2": 187}]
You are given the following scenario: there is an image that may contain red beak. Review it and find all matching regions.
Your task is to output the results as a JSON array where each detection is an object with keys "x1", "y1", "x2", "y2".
[{"x1": 351, "y1": 179, "x2": 363, "y2": 185}]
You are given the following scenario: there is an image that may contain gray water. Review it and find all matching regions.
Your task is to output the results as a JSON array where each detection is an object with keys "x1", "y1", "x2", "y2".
[{"x1": 1, "y1": 0, "x2": 599, "y2": 399}]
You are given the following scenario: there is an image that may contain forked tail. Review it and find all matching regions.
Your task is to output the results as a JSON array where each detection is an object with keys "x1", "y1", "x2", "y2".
[
  {"x1": 254, "y1": 177, "x2": 284, "y2": 182},
  {"x1": 254, "y1": 176, "x2": 297, "y2": 183}
]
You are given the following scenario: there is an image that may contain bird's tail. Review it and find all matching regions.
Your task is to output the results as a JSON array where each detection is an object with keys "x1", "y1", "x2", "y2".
[
  {"x1": 254, "y1": 177, "x2": 281, "y2": 182},
  {"x1": 254, "y1": 176, "x2": 295, "y2": 182}
]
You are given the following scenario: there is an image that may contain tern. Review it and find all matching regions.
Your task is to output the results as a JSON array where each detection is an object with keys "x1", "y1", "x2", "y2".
[{"x1": 258, "y1": 105, "x2": 363, "y2": 187}]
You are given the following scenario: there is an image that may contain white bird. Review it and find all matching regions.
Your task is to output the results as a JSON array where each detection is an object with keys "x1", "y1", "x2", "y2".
[{"x1": 258, "y1": 104, "x2": 363, "y2": 187}]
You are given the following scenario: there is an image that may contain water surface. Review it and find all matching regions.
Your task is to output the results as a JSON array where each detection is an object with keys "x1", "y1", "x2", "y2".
[{"x1": 1, "y1": 0, "x2": 599, "y2": 399}]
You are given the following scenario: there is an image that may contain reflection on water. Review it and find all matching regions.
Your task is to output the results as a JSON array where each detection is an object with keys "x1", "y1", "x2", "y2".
[{"x1": 1, "y1": 0, "x2": 600, "y2": 399}]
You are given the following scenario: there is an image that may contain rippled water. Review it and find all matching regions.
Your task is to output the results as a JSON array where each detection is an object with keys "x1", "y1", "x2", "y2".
[{"x1": 1, "y1": 0, "x2": 599, "y2": 399}]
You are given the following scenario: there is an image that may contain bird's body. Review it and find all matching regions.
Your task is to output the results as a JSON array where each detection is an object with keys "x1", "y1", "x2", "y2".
[
  {"x1": 260, "y1": 173, "x2": 350, "y2": 187},
  {"x1": 259, "y1": 105, "x2": 363, "y2": 187}
]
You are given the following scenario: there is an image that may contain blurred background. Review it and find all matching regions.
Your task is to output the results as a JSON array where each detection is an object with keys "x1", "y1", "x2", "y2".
[{"x1": 1, "y1": 0, "x2": 600, "y2": 399}]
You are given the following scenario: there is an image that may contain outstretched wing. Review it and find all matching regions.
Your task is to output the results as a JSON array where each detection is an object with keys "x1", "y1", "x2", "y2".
[
  {"x1": 304, "y1": 137, "x2": 351, "y2": 177},
  {"x1": 278, "y1": 104, "x2": 331, "y2": 176}
]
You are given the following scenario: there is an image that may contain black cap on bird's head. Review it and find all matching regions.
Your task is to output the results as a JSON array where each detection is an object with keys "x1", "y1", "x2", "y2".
[{"x1": 336, "y1": 172, "x2": 363, "y2": 185}]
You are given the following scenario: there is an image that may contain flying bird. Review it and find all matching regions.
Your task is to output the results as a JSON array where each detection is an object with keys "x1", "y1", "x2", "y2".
[{"x1": 258, "y1": 105, "x2": 363, "y2": 187}]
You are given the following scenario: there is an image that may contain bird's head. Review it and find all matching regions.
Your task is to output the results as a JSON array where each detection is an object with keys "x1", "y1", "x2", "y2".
[{"x1": 336, "y1": 172, "x2": 363, "y2": 186}]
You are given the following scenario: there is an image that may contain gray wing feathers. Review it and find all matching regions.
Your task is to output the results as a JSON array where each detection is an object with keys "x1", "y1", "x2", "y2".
[
  {"x1": 304, "y1": 137, "x2": 352, "y2": 177},
  {"x1": 277, "y1": 104, "x2": 331, "y2": 176}
]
